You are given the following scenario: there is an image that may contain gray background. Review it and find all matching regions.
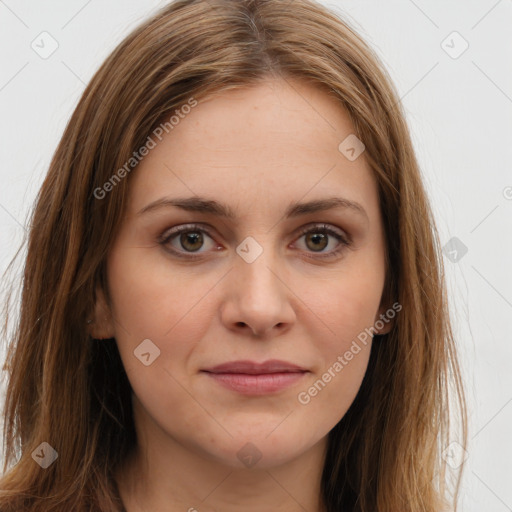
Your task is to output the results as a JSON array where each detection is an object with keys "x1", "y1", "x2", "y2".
[{"x1": 1, "y1": 1, "x2": 511, "y2": 510}]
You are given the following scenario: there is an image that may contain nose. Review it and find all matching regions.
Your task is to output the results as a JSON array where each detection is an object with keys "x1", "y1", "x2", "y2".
[{"x1": 220, "y1": 245, "x2": 296, "y2": 339}]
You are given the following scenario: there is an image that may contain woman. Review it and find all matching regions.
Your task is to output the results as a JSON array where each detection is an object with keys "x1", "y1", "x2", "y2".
[{"x1": 0, "y1": 0, "x2": 467, "y2": 510}]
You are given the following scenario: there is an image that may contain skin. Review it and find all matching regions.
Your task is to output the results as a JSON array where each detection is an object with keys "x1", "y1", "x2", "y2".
[{"x1": 90, "y1": 76, "x2": 393, "y2": 512}]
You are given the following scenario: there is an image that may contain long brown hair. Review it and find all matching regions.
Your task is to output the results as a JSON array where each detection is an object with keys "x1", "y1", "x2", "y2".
[{"x1": 0, "y1": 0, "x2": 467, "y2": 510}]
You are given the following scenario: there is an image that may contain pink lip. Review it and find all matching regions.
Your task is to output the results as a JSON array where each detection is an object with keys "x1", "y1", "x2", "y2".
[{"x1": 201, "y1": 359, "x2": 308, "y2": 395}]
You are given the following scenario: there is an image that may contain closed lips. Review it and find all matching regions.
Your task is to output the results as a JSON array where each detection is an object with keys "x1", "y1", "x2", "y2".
[
  {"x1": 201, "y1": 360, "x2": 309, "y2": 395},
  {"x1": 201, "y1": 359, "x2": 308, "y2": 374}
]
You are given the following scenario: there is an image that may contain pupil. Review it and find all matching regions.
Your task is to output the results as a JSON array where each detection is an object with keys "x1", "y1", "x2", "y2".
[
  {"x1": 308, "y1": 233, "x2": 327, "y2": 251},
  {"x1": 182, "y1": 232, "x2": 202, "y2": 251}
]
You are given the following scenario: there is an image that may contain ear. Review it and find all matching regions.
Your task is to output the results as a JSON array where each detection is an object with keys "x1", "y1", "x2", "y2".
[
  {"x1": 372, "y1": 302, "x2": 396, "y2": 335},
  {"x1": 88, "y1": 285, "x2": 116, "y2": 340}
]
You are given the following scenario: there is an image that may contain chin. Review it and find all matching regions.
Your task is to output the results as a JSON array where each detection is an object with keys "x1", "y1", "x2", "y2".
[{"x1": 204, "y1": 429, "x2": 321, "y2": 470}]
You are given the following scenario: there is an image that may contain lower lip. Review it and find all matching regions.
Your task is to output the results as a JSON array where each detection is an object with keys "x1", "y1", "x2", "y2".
[{"x1": 202, "y1": 371, "x2": 307, "y2": 395}]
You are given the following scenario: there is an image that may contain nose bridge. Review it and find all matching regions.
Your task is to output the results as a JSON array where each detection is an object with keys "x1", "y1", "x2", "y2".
[
  {"x1": 235, "y1": 234, "x2": 283, "y2": 303},
  {"x1": 223, "y1": 233, "x2": 294, "y2": 336}
]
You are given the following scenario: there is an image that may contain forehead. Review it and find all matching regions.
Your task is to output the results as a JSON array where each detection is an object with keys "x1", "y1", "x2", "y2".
[{"x1": 126, "y1": 77, "x2": 379, "y2": 222}]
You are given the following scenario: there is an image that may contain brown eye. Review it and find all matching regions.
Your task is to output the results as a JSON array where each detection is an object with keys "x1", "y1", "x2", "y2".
[
  {"x1": 178, "y1": 231, "x2": 204, "y2": 252},
  {"x1": 158, "y1": 223, "x2": 350, "y2": 261},
  {"x1": 295, "y1": 224, "x2": 351, "y2": 260},
  {"x1": 304, "y1": 232, "x2": 329, "y2": 252},
  {"x1": 159, "y1": 224, "x2": 219, "y2": 258}
]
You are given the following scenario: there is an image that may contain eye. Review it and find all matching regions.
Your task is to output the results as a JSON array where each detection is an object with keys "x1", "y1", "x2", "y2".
[
  {"x1": 158, "y1": 222, "x2": 351, "y2": 260},
  {"x1": 158, "y1": 223, "x2": 220, "y2": 258},
  {"x1": 293, "y1": 223, "x2": 351, "y2": 260}
]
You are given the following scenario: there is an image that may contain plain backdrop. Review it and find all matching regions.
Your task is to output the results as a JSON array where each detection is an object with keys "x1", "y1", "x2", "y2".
[{"x1": 1, "y1": 1, "x2": 511, "y2": 510}]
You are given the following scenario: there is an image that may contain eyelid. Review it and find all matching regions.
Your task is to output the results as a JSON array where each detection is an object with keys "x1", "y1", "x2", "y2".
[{"x1": 294, "y1": 222, "x2": 350, "y2": 243}]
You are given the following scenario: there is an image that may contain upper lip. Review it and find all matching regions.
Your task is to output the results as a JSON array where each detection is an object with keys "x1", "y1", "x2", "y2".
[{"x1": 202, "y1": 359, "x2": 308, "y2": 374}]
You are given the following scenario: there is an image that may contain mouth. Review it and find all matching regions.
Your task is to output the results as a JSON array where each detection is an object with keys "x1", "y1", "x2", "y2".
[{"x1": 200, "y1": 359, "x2": 309, "y2": 395}]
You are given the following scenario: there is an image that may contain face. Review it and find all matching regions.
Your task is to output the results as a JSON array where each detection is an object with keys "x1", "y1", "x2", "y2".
[{"x1": 92, "y1": 77, "x2": 391, "y2": 470}]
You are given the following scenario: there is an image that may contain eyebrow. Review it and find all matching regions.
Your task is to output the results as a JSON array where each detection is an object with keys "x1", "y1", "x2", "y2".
[{"x1": 137, "y1": 196, "x2": 368, "y2": 221}]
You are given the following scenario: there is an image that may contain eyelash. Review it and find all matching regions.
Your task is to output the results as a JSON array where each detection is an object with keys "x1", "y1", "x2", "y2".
[{"x1": 158, "y1": 223, "x2": 351, "y2": 261}]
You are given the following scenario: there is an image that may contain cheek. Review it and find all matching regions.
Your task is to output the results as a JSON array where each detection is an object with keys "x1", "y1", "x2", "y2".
[
  {"x1": 297, "y1": 343, "x2": 371, "y2": 432},
  {"x1": 107, "y1": 244, "x2": 209, "y2": 336},
  {"x1": 295, "y1": 278, "x2": 377, "y2": 422},
  {"x1": 105, "y1": 247, "x2": 215, "y2": 427},
  {"x1": 306, "y1": 269, "x2": 383, "y2": 348},
  {"x1": 295, "y1": 269, "x2": 381, "y2": 414},
  {"x1": 106, "y1": 244, "x2": 220, "y2": 377}
]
